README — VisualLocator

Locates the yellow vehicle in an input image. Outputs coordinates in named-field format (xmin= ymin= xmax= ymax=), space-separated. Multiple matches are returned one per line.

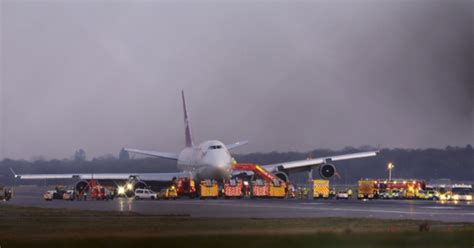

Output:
xmin=358 ymin=179 xmax=376 ymax=199
xmin=159 ymin=186 xmax=178 ymax=200
xmin=313 ymin=180 xmax=329 ymax=199
xmin=403 ymin=183 xmax=416 ymax=199
xmin=438 ymin=187 xmax=451 ymax=201
xmin=268 ymin=180 xmax=286 ymax=198
xmin=200 ymin=180 xmax=219 ymax=199
xmin=425 ymin=190 xmax=440 ymax=200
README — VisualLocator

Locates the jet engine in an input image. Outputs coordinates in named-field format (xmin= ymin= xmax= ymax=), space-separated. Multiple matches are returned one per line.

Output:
xmin=319 ymin=164 xmax=336 ymax=179
xmin=75 ymin=180 xmax=89 ymax=193
xmin=274 ymin=171 xmax=289 ymax=182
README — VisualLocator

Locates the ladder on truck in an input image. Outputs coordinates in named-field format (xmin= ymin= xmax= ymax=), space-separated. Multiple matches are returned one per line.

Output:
xmin=232 ymin=163 xmax=287 ymax=198
xmin=232 ymin=163 xmax=283 ymax=184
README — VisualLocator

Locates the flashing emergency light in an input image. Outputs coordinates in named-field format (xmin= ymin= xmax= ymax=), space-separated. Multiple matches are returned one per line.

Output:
xmin=117 ymin=186 xmax=125 ymax=195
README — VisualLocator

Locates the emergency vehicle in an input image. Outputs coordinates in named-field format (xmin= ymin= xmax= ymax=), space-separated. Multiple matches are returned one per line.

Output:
xmin=451 ymin=184 xmax=472 ymax=201
xmin=223 ymin=179 xmax=243 ymax=198
xmin=358 ymin=179 xmax=377 ymax=199
xmin=176 ymin=177 xmax=196 ymax=198
xmin=199 ymin=180 xmax=219 ymax=199
xmin=232 ymin=163 xmax=287 ymax=198
xmin=158 ymin=186 xmax=178 ymax=200
xmin=313 ymin=180 xmax=329 ymax=199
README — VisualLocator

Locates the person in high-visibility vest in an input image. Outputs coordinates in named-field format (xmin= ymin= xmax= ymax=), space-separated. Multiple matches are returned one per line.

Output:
xmin=347 ymin=188 xmax=353 ymax=198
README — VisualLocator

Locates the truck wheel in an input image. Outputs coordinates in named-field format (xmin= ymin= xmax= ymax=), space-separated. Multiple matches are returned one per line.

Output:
xmin=150 ymin=196 xmax=155 ymax=200
xmin=134 ymin=196 xmax=139 ymax=200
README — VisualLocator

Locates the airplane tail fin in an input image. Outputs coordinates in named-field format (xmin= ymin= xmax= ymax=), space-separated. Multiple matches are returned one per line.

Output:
xmin=182 ymin=90 xmax=194 ymax=147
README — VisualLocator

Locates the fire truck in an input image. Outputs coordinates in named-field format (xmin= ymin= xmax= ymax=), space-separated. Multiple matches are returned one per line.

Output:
xmin=358 ymin=179 xmax=377 ymax=199
xmin=232 ymin=163 xmax=287 ymax=198
xmin=223 ymin=179 xmax=243 ymax=198
xmin=199 ymin=180 xmax=219 ymax=199
xmin=377 ymin=179 xmax=425 ymax=199
xmin=251 ymin=179 xmax=268 ymax=198
xmin=76 ymin=179 xmax=109 ymax=200
xmin=175 ymin=177 xmax=196 ymax=198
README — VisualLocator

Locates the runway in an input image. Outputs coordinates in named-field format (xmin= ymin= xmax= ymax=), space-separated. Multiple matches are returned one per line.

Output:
xmin=5 ymin=186 xmax=474 ymax=223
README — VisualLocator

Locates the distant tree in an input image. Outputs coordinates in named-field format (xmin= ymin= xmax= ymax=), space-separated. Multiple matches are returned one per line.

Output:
xmin=94 ymin=154 xmax=116 ymax=161
xmin=74 ymin=149 xmax=86 ymax=161
xmin=358 ymin=145 xmax=376 ymax=151
xmin=31 ymin=155 xmax=45 ymax=161
xmin=466 ymin=144 xmax=472 ymax=151
xmin=119 ymin=148 xmax=130 ymax=160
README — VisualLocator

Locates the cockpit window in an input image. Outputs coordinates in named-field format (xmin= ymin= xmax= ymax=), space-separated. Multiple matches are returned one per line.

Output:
xmin=208 ymin=145 xmax=223 ymax=150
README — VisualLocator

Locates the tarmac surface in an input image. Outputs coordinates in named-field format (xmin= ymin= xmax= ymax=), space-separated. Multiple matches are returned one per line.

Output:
xmin=5 ymin=186 xmax=474 ymax=222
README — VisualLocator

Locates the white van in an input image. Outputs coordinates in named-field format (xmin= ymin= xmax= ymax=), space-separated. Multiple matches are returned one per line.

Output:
xmin=134 ymin=188 xmax=158 ymax=200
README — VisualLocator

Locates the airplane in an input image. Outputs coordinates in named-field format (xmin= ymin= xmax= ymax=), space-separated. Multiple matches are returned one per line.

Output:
xmin=12 ymin=91 xmax=378 ymax=192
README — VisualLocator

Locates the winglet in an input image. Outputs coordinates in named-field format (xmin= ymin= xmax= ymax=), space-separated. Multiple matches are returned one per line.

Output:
xmin=226 ymin=140 xmax=249 ymax=150
xmin=10 ymin=168 xmax=19 ymax=178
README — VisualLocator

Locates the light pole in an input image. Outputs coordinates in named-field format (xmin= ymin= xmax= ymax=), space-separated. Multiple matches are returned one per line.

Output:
xmin=387 ymin=162 xmax=395 ymax=181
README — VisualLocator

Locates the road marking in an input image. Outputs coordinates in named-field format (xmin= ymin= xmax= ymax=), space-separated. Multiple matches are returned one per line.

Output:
xmin=422 ymin=206 xmax=460 ymax=210
xmin=165 ymin=201 xmax=474 ymax=217
xmin=300 ymin=202 xmax=326 ymax=205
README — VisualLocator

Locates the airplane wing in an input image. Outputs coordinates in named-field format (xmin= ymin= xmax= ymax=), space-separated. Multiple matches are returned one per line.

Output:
xmin=10 ymin=169 xmax=191 ymax=181
xmin=124 ymin=148 xmax=179 ymax=160
xmin=261 ymin=151 xmax=379 ymax=172
xmin=226 ymin=140 xmax=249 ymax=150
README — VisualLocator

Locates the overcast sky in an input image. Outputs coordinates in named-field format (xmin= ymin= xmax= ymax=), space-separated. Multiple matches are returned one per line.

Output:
xmin=1 ymin=0 xmax=473 ymax=160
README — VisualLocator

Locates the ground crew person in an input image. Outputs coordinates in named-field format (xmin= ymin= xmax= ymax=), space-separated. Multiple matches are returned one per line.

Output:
xmin=287 ymin=184 xmax=296 ymax=199
xmin=303 ymin=187 xmax=309 ymax=199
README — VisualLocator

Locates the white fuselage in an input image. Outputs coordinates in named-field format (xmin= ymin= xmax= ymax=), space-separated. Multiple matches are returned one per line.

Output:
xmin=177 ymin=140 xmax=233 ymax=180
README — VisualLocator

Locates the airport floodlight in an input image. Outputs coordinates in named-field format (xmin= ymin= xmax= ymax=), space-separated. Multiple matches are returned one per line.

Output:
xmin=387 ymin=162 xmax=395 ymax=181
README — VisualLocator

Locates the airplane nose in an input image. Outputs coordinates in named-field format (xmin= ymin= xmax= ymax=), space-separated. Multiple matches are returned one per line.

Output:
xmin=214 ymin=163 xmax=232 ymax=179
xmin=215 ymin=162 xmax=231 ymax=169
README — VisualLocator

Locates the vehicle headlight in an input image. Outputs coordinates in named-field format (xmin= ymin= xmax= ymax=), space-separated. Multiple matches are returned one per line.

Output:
xmin=117 ymin=186 xmax=125 ymax=195
xmin=453 ymin=195 xmax=459 ymax=200
xmin=126 ymin=183 xmax=133 ymax=191
xmin=467 ymin=195 xmax=472 ymax=200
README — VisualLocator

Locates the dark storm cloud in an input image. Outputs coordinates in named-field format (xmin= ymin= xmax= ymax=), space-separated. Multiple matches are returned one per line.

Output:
xmin=1 ymin=0 xmax=472 ymax=159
